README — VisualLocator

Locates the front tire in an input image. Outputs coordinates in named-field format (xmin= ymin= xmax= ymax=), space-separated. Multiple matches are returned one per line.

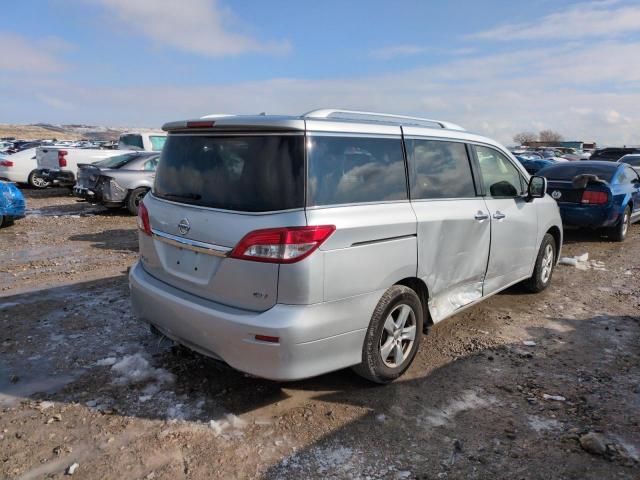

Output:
xmin=28 ymin=170 xmax=50 ymax=189
xmin=523 ymin=233 xmax=556 ymax=293
xmin=609 ymin=206 xmax=630 ymax=242
xmin=353 ymin=285 xmax=423 ymax=384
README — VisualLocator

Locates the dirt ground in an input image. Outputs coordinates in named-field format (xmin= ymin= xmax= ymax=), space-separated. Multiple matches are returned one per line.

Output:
xmin=1 ymin=188 xmax=638 ymax=479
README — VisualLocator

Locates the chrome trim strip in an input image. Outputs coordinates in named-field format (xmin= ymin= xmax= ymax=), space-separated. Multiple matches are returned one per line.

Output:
xmin=151 ymin=229 xmax=232 ymax=257
xmin=351 ymin=234 xmax=416 ymax=247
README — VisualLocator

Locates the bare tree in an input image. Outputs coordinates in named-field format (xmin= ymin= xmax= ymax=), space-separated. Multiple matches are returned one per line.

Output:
xmin=538 ymin=130 xmax=564 ymax=143
xmin=513 ymin=131 xmax=538 ymax=145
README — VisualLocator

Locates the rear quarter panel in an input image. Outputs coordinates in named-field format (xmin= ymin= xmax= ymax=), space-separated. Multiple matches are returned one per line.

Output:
xmin=300 ymin=203 xmax=417 ymax=303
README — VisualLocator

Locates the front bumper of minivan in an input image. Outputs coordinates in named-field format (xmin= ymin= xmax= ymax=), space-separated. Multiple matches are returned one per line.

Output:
xmin=129 ymin=261 xmax=373 ymax=381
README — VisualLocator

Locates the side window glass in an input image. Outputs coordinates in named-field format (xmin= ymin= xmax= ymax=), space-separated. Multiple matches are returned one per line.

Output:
xmin=476 ymin=145 xmax=525 ymax=198
xmin=406 ymin=139 xmax=476 ymax=199
xmin=144 ymin=158 xmax=158 ymax=171
xmin=307 ymin=136 xmax=407 ymax=206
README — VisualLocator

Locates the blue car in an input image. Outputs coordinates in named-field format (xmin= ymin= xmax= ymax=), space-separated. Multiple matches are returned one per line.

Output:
xmin=515 ymin=156 xmax=556 ymax=175
xmin=537 ymin=161 xmax=640 ymax=241
xmin=0 ymin=181 xmax=26 ymax=228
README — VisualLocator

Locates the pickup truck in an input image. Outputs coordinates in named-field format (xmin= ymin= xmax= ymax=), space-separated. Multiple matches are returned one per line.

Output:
xmin=36 ymin=132 xmax=166 ymax=187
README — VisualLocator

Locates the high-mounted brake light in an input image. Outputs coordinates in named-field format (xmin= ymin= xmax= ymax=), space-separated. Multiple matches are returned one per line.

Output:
xmin=58 ymin=150 xmax=68 ymax=167
xmin=186 ymin=121 xmax=215 ymax=128
xmin=0 ymin=160 xmax=14 ymax=167
xmin=581 ymin=190 xmax=608 ymax=205
xmin=230 ymin=225 xmax=336 ymax=264
xmin=137 ymin=201 xmax=152 ymax=236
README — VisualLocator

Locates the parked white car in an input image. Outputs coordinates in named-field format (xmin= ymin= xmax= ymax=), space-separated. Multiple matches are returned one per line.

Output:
xmin=0 ymin=148 xmax=51 ymax=188
xmin=36 ymin=132 xmax=166 ymax=187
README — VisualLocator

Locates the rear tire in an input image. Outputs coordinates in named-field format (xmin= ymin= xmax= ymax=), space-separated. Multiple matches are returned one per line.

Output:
xmin=609 ymin=206 xmax=630 ymax=242
xmin=127 ymin=188 xmax=148 ymax=216
xmin=523 ymin=233 xmax=556 ymax=293
xmin=352 ymin=285 xmax=423 ymax=384
xmin=28 ymin=171 xmax=50 ymax=189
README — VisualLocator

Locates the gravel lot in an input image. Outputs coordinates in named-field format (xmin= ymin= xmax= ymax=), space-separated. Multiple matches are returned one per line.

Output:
xmin=1 ymin=188 xmax=639 ymax=479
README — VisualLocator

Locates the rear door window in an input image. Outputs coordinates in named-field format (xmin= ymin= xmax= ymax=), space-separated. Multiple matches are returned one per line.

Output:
xmin=155 ymin=134 xmax=304 ymax=212
xmin=307 ymin=135 xmax=407 ymax=206
xmin=406 ymin=139 xmax=476 ymax=199
xmin=475 ymin=145 xmax=525 ymax=197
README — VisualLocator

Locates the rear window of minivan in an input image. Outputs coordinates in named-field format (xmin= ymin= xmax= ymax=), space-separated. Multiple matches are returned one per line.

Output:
xmin=154 ymin=134 xmax=304 ymax=212
xmin=307 ymin=135 xmax=407 ymax=206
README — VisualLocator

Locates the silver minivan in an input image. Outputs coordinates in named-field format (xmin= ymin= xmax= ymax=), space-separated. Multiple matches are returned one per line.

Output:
xmin=129 ymin=110 xmax=563 ymax=383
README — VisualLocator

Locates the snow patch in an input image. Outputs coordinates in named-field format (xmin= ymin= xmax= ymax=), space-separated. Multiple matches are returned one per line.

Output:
xmin=96 ymin=357 xmax=117 ymax=367
xmin=527 ymin=415 xmax=562 ymax=433
xmin=208 ymin=413 xmax=247 ymax=437
xmin=110 ymin=353 xmax=175 ymax=386
xmin=559 ymin=253 xmax=606 ymax=271
xmin=419 ymin=389 xmax=497 ymax=428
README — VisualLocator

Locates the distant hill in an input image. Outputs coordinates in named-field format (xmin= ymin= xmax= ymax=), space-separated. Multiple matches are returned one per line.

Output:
xmin=0 ymin=123 xmax=158 ymax=141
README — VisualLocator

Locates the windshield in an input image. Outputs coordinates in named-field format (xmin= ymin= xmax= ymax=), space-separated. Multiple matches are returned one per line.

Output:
xmin=95 ymin=153 xmax=141 ymax=169
xmin=154 ymin=134 xmax=304 ymax=212
xmin=537 ymin=163 xmax=616 ymax=182
xmin=621 ymin=156 xmax=640 ymax=167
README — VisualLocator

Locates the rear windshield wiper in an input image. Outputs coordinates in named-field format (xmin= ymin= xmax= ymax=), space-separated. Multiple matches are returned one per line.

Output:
xmin=162 ymin=192 xmax=202 ymax=201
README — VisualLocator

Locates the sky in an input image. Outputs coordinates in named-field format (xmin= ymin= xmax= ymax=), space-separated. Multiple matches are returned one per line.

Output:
xmin=1 ymin=0 xmax=640 ymax=145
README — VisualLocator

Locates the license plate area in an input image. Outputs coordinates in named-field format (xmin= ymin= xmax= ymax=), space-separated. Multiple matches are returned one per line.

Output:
xmin=156 ymin=242 xmax=221 ymax=285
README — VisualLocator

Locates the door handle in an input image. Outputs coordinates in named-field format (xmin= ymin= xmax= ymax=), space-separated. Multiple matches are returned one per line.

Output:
xmin=474 ymin=211 xmax=489 ymax=221
xmin=493 ymin=211 xmax=506 ymax=220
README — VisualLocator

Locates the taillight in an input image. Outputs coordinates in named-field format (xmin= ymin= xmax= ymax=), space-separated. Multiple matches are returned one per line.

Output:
xmin=0 ymin=160 xmax=13 ymax=167
xmin=137 ymin=201 xmax=152 ymax=236
xmin=230 ymin=225 xmax=335 ymax=263
xmin=58 ymin=150 xmax=68 ymax=167
xmin=581 ymin=190 xmax=608 ymax=205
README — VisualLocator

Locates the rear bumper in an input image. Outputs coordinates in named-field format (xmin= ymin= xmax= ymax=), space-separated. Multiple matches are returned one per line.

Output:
xmin=558 ymin=203 xmax=619 ymax=227
xmin=129 ymin=261 xmax=374 ymax=381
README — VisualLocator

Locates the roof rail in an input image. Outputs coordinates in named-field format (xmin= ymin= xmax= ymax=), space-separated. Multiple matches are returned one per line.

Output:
xmin=303 ymin=109 xmax=465 ymax=131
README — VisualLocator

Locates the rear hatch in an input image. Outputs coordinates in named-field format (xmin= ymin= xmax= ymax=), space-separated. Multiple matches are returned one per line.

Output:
xmin=140 ymin=130 xmax=306 ymax=311
xmin=37 ymin=146 xmax=62 ymax=170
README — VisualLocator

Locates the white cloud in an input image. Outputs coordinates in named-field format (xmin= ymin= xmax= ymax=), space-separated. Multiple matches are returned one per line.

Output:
xmin=3 ymin=10 xmax=640 ymax=147
xmin=93 ymin=0 xmax=290 ymax=57
xmin=469 ymin=0 xmax=640 ymax=41
xmin=0 ymin=33 xmax=69 ymax=73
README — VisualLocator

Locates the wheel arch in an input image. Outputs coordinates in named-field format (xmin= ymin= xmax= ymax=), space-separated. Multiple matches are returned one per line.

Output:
xmin=546 ymin=225 xmax=562 ymax=261
xmin=394 ymin=277 xmax=433 ymax=330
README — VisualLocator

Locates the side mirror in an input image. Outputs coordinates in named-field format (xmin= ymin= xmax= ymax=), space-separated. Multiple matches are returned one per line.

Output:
xmin=528 ymin=175 xmax=547 ymax=200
